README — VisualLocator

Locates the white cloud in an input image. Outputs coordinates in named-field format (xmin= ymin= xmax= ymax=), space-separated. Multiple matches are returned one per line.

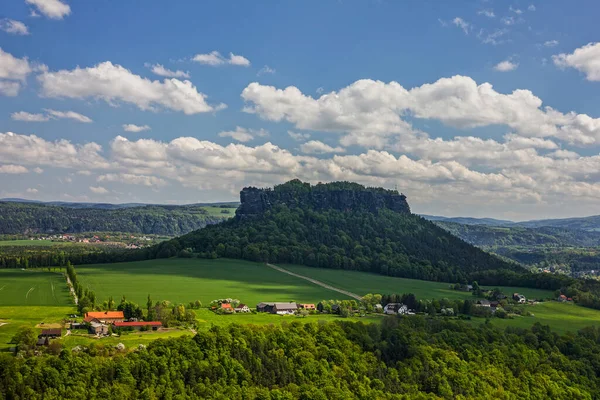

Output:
xmin=509 ymin=6 xmax=523 ymax=14
xmin=192 ymin=51 xmax=251 ymax=67
xmin=544 ymin=40 xmax=559 ymax=47
xmin=89 ymin=186 xmax=109 ymax=194
xmin=502 ymin=16 xmax=516 ymax=25
xmin=0 ymin=164 xmax=28 ymax=174
xmin=528 ymin=5 xmax=536 ymax=11
xmin=0 ymin=48 xmax=32 ymax=81
xmin=452 ymin=17 xmax=470 ymax=34
xmin=553 ymin=42 xmax=600 ymax=81
xmin=0 ymin=19 xmax=29 ymax=35
xmin=494 ymin=60 xmax=519 ymax=72
xmin=44 ymin=109 xmax=92 ymax=123
xmin=477 ymin=9 xmax=495 ymax=18
xmin=146 ymin=63 xmax=190 ymax=79
xmin=300 ymin=140 xmax=346 ymax=154
xmin=477 ymin=28 xmax=509 ymax=45
xmin=11 ymin=109 xmax=92 ymax=123
xmin=33 ymin=167 xmax=44 ymax=173
xmin=38 ymin=61 xmax=225 ymax=114
xmin=0 ymin=81 xmax=21 ymax=96
xmin=316 ymin=87 xmax=324 ymax=94
xmin=97 ymin=173 xmax=167 ymax=187
xmin=11 ymin=111 xmax=50 ymax=122
xmin=123 ymin=124 xmax=151 ymax=132
xmin=288 ymin=131 xmax=311 ymax=141
xmin=25 ymin=0 xmax=71 ymax=19
xmin=242 ymin=75 xmax=600 ymax=146
xmin=218 ymin=126 xmax=268 ymax=142
xmin=26 ymin=188 xmax=38 ymax=194
xmin=257 ymin=65 xmax=275 ymax=76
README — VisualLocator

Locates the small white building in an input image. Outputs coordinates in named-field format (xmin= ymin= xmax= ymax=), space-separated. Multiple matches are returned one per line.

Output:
xmin=234 ymin=304 xmax=250 ymax=313
xmin=273 ymin=302 xmax=298 ymax=315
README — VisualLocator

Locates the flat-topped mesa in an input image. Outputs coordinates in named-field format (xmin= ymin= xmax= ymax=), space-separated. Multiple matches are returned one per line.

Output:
xmin=236 ymin=180 xmax=411 ymax=217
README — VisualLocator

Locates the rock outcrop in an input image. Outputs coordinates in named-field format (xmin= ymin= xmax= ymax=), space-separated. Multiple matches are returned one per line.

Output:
xmin=236 ymin=180 xmax=410 ymax=217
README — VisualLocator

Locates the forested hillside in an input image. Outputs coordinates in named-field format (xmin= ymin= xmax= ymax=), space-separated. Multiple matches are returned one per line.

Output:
xmin=436 ymin=221 xmax=600 ymax=247
xmin=0 ymin=202 xmax=230 ymax=236
xmin=153 ymin=180 xmax=525 ymax=285
xmin=3 ymin=318 xmax=600 ymax=398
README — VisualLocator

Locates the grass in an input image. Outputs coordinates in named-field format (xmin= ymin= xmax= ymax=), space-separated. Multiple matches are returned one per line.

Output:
xmin=0 ymin=269 xmax=72 ymax=306
xmin=0 ymin=240 xmax=59 ymax=247
xmin=470 ymin=301 xmax=600 ymax=335
xmin=199 ymin=205 xmax=236 ymax=218
xmin=0 ymin=306 xmax=73 ymax=352
xmin=76 ymin=258 xmax=351 ymax=306
xmin=280 ymin=264 xmax=554 ymax=300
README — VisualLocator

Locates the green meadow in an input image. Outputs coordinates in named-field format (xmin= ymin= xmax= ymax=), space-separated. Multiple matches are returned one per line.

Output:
xmin=0 ymin=269 xmax=71 ymax=306
xmin=75 ymin=258 xmax=350 ymax=306
xmin=280 ymin=264 xmax=554 ymax=300
xmin=0 ymin=240 xmax=58 ymax=247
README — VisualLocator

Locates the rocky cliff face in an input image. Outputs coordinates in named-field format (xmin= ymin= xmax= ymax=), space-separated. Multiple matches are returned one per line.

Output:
xmin=236 ymin=182 xmax=411 ymax=217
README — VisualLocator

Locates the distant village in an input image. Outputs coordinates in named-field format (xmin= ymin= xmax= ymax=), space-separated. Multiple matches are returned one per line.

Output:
xmin=25 ymin=233 xmax=158 ymax=249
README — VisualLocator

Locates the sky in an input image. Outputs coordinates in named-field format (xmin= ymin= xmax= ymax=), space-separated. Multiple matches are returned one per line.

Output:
xmin=1 ymin=0 xmax=600 ymax=220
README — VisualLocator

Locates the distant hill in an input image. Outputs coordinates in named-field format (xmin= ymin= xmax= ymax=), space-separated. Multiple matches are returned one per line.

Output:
xmin=435 ymin=221 xmax=600 ymax=247
xmin=0 ymin=198 xmax=239 ymax=210
xmin=420 ymin=215 xmax=514 ymax=226
xmin=0 ymin=201 xmax=234 ymax=236
xmin=152 ymin=180 xmax=523 ymax=284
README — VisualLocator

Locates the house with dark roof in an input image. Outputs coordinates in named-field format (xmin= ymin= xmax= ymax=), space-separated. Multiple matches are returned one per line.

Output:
xmin=477 ymin=299 xmax=491 ymax=307
xmin=39 ymin=328 xmax=61 ymax=338
xmin=256 ymin=302 xmax=298 ymax=314
xmin=89 ymin=321 xmax=108 ymax=335
xmin=234 ymin=304 xmax=250 ymax=313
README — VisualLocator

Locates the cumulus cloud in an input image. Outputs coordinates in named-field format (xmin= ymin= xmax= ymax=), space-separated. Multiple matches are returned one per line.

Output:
xmin=218 ymin=126 xmax=268 ymax=142
xmin=97 ymin=173 xmax=167 ymax=187
xmin=26 ymin=188 xmax=38 ymax=194
xmin=242 ymin=75 xmax=600 ymax=146
xmin=553 ymin=42 xmax=600 ymax=81
xmin=38 ymin=61 xmax=226 ymax=114
xmin=25 ymin=0 xmax=70 ymax=19
xmin=0 ymin=81 xmax=21 ymax=96
xmin=452 ymin=17 xmax=470 ymax=34
xmin=11 ymin=109 xmax=92 ymax=123
xmin=123 ymin=124 xmax=151 ymax=132
xmin=0 ymin=164 xmax=28 ymax=174
xmin=146 ymin=63 xmax=190 ymax=79
xmin=192 ymin=51 xmax=251 ymax=67
xmin=257 ymin=65 xmax=275 ymax=76
xmin=300 ymin=140 xmax=346 ymax=154
xmin=89 ymin=186 xmax=109 ymax=194
xmin=288 ymin=131 xmax=311 ymax=141
xmin=494 ymin=60 xmax=519 ymax=72
xmin=0 ymin=19 xmax=29 ymax=35
xmin=0 ymin=48 xmax=32 ymax=91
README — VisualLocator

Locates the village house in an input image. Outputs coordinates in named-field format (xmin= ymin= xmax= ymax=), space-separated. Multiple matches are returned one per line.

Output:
xmin=234 ymin=304 xmax=250 ymax=313
xmin=558 ymin=294 xmax=567 ymax=302
xmin=220 ymin=303 xmax=234 ymax=312
xmin=89 ymin=321 xmax=108 ymax=335
xmin=383 ymin=303 xmax=408 ymax=315
xmin=477 ymin=299 xmax=491 ymax=307
xmin=256 ymin=302 xmax=298 ymax=314
xmin=84 ymin=311 xmax=125 ymax=324
xmin=39 ymin=328 xmax=62 ymax=339
xmin=513 ymin=293 xmax=526 ymax=304
xmin=299 ymin=304 xmax=316 ymax=311
xmin=113 ymin=321 xmax=162 ymax=331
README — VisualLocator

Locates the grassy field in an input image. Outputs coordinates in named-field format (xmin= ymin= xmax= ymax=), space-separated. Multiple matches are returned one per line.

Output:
xmin=0 ymin=269 xmax=71 ymax=306
xmin=0 ymin=306 xmax=73 ymax=351
xmin=76 ymin=258 xmax=351 ymax=306
xmin=473 ymin=301 xmax=600 ymax=335
xmin=0 ymin=240 xmax=58 ymax=247
xmin=280 ymin=264 xmax=554 ymax=300
xmin=199 ymin=205 xmax=237 ymax=218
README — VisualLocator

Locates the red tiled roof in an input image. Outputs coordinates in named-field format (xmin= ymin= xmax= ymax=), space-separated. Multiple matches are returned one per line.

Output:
xmin=113 ymin=321 xmax=162 ymax=327
xmin=84 ymin=311 xmax=124 ymax=322
xmin=221 ymin=303 xmax=233 ymax=309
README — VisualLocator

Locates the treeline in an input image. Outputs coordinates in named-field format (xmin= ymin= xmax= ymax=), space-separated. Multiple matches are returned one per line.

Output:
xmin=3 ymin=318 xmax=600 ymax=398
xmin=0 ymin=202 xmax=228 ymax=235
xmin=152 ymin=205 xmax=528 ymax=283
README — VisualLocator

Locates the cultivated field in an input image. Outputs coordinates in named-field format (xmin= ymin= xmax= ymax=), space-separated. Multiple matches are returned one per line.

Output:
xmin=280 ymin=264 xmax=555 ymax=300
xmin=0 ymin=269 xmax=71 ymax=306
xmin=0 ymin=240 xmax=58 ymax=247
xmin=76 ymin=258 xmax=350 ymax=306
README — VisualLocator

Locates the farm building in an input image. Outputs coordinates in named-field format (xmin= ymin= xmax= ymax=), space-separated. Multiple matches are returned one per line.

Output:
xmin=299 ymin=304 xmax=316 ymax=310
xmin=256 ymin=302 xmax=298 ymax=314
xmin=477 ymin=300 xmax=491 ymax=307
xmin=84 ymin=311 xmax=125 ymax=324
xmin=39 ymin=328 xmax=61 ymax=338
xmin=220 ymin=303 xmax=234 ymax=312
xmin=89 ymin=321 xmax=108 ymax=335
xmin=234 ymin=304 xmax=250 ymax=313
xmin=383 ymin=303 xmax=408 ymax=315
xmin=113 ymin=321 xmax=162 ymax=331
xmin=513 ymin=293 xmax=526 ymax=304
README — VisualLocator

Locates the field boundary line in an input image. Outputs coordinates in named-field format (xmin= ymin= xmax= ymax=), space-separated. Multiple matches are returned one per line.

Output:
xmin=26 ymin=287 xmax=35 ymax=299
xmin=0 ymin=285 xmax=5 ymax=291
xmin=266 ymin=263 xmax=362 ymax=300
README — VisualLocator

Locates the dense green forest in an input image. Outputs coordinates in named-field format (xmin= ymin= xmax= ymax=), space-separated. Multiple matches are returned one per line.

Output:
xmin=3 ymin=318 xmax=600 ymax=399
xmin=0 ymin=202 xmax=229 ymax=236
xmin=154 ymin=205 xmax=521 ymax=284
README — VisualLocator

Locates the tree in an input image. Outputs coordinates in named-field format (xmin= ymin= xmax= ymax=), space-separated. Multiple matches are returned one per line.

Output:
xmin=11 ymin=327 xmax=37 ymax=352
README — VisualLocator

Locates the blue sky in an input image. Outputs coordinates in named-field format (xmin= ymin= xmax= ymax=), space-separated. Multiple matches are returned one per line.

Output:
xmin=1 ymin=0 xmax=600 ymax=219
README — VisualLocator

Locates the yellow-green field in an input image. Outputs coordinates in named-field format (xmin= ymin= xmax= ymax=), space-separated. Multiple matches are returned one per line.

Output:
xmin=0 ymin=269 xmax=72 ymax=306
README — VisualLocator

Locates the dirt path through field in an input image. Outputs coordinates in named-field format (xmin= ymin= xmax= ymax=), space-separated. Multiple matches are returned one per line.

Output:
xmin=266 ymin=263 xmax=362 ymax=300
